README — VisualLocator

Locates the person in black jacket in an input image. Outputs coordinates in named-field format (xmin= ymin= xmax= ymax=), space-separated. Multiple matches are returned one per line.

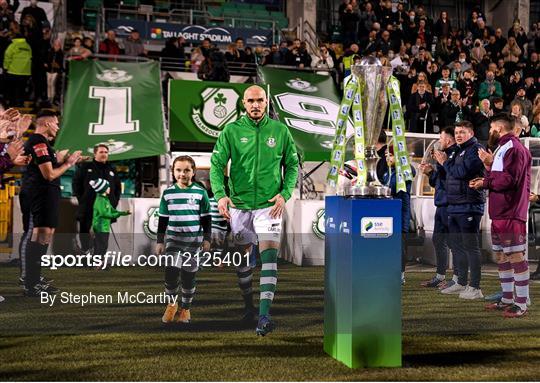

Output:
xmin=463 ymin=98 xmax=492 ymax=145
xmin=420 ymin=126 xmax=458 ymax=288
xmin=437 ymin=121 xmax=486 ymax=299
xmin=21 ymin=0 xmax=47 ymax=28
xmin=341 ymin=3 xmax=359 ymax=48
xmin=285 ymin=39 xmax=311 ymax=68
xmin=21 ymin=110 xmax=82 ymax=296
xmin=437 ymin=89 xmax=462 ymax=128
xmin=45 ymin=38 xmax=64 ymax=105
xmin=160 ymin=37 xmax=184 ymax=60
xmin=371 ymin=30 xmax=397 ymax=56
xmin=198 ymin=49 xmax=230 ymax=82
xmin=375 ymin=130 xmax=388 ymax=183
xmin=72 ymin=144 xmax=121 ymax=253
xmin=407 ymin=81 xmax=434 ymax=133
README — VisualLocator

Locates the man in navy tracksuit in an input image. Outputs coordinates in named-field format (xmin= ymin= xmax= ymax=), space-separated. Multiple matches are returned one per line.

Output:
xmin=420 ymin=126 xmax=458 ymax=288
xmin=436 ymin=121 xmax=486 ymax=299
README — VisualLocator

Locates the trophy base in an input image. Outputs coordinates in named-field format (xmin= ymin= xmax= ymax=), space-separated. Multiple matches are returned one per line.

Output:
xmin=344 ymin=185 xmax=392 ymax=198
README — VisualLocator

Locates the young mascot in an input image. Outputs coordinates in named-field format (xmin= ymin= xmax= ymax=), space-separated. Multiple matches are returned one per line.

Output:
xmin=89 ymin=178 xmax=131 ymax=268
xmin=157 ymin=156 xmax=211 ymax=324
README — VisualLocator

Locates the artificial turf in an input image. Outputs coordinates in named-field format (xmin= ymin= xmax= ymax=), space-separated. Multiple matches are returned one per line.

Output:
xmin=0 ymin=263 xmax=539 ymax=381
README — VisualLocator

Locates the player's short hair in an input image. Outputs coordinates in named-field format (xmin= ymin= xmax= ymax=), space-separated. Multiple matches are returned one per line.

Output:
xmin=35 ymin=109 xmax=58 ymax=127
xmin=455 ymin=120 xmax=474 ymax=131
xmin=36 ymin=109 xmax=58 ymax=120
xmin=93 ymin=144 xmax=109 ymax=154
xmin=441 ymin=126 xmax=455 ymax=137
xmin=490 ymin=113 xmax=514 ymax=132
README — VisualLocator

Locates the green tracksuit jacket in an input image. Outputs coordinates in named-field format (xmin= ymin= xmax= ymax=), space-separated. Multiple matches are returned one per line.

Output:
xmin=210 ymin=114 xmax=299 ymax=210
xmin=92 ymin=194 xmax=129 ymax=233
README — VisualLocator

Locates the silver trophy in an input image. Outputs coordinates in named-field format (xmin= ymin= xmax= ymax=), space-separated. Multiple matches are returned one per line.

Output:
xmin=346 ymin=56 xmax=392 ymax=197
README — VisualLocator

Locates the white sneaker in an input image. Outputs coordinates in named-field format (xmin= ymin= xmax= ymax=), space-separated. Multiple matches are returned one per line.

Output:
xmin=459 ymin=286 xmax=484 ymax=300
xmin=0 ymin=295 xmax=4 ymax=303
xmin=441 ymin=283 xmax=466 ymax=294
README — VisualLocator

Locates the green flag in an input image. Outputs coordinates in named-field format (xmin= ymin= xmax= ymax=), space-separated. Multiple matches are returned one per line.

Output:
xmin=258 ymin=67 xmax=352 ymax=161
xmin=55 ymin=60 xmax=166 ymax=160
xmin=169 ymin=80 xmax=251 ymax=143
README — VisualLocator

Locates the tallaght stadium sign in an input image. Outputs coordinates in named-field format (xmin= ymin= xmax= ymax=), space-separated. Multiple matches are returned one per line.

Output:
xmin=152 ymin=25 xmax=233 ymax=43
xmin=108 ymin=19 xmax=272 ymax=46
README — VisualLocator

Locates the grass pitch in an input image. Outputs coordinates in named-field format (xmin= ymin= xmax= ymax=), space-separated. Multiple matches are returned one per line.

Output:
xmin=0 ymin=263 xmax=539 ymax=381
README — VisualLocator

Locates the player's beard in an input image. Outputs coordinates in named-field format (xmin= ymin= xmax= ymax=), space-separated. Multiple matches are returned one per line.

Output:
xmin=248 ymin=109 xmax=263 ymax=122
xmin=487 ymin=130 xmax=500 ymax=150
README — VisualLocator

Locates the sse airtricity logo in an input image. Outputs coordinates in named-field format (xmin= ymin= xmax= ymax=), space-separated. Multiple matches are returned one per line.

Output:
xmin=361 ymin=217 xmax=393 ymax=238
xmin=364 ymin=221 xmax=374 ymax=232
xmin=191 ymin=88 xmax=244 ymax=137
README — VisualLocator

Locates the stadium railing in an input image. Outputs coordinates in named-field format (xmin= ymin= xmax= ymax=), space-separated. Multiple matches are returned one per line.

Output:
xmin=258 ymin=64 xmax=336 ymax=75
xmin=160 ymin=56 xmax=258 ymax=77
xmin=59 ymin=53 xmax=257 ymax=111
xmin=257 ymin=64 xmax=338 ymax=88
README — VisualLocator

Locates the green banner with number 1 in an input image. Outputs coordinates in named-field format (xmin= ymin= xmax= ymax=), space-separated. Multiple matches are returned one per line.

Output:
xmin=55 ymin=60 xmax=166 ymax=160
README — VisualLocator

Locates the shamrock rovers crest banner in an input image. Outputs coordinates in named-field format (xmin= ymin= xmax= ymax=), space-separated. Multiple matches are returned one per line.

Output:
xmin=170 ymin=73 xmax=355 ymax=162
xmin=169 ymin=80 xmax=251 ymax=143
xmin=55 ymin=60 xmax=166 ymax=160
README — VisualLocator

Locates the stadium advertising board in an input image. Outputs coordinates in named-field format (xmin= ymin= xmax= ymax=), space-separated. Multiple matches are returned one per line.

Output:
xmin=107 ymin=19 xmax=273 ymax=47
xmin=55 ymin=61 xmax=166 ymax=160
xmin=258 ymin=67 xmax=354 ymax=161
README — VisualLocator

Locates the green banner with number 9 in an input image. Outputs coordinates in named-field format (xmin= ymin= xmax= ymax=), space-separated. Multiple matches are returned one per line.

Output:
xmin=258 ymin=67 xmax=352 ymax=162
xmin=55 ymin=60 xmax=166 ymax=160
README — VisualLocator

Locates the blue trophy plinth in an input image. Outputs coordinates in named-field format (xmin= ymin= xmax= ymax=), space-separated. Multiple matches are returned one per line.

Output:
xmin=324 ymin=196 xmax=402 ymax=368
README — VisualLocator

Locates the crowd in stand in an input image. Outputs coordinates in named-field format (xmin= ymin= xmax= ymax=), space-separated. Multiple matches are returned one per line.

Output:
xmin=3 ymin=0 xmax=539 ymax=122
xmin=326 ymin=1 xmax=540 ymax=137
xmin=0 ymin=0 xmax=65 ymax=108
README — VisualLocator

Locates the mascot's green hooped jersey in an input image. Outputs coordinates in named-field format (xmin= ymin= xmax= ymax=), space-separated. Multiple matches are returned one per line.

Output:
xmin=158 ymin=183 xmax=211 ymax=251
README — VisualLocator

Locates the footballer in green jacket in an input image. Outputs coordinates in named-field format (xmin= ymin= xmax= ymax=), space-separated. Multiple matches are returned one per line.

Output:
xmin=210 ymin=85 xmax=299 ymax=336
